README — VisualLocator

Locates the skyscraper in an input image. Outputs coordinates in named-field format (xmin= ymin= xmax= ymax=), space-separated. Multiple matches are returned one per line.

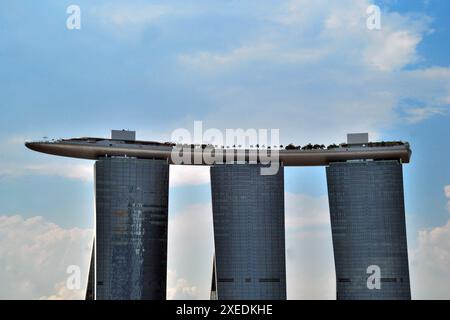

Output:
xmin=326 ymin=160 xmax=411 ymax=300
xmin=95 ymin=157 xmax=169 ymax=300
xmin=210 ymin=164 xmax=287 ymax=300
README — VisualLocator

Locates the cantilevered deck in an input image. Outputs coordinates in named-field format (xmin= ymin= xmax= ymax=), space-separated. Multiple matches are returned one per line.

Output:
xmin=25 ymin=137 xmax=411 ymax=166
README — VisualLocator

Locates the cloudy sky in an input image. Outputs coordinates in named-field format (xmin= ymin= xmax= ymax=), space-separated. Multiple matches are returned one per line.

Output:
xmin=0 ymin=0 xmax=449 ymax=299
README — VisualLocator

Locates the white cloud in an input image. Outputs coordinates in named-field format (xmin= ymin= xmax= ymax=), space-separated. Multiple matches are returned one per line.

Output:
xmin=167 ymin=270 xmax=198 ymax=300
xmin=179 ymin=44 xmax=328 ymax=73
xmin=410 ymin=220 xmax=450 ymax=299
xmin=176 ymin=0 xmax=449 ymax=143
xmin=25 ymin=164 xmax=93 ymax=182
xmin=444 ymin=185 xmax=450 ymax=198
xmin=104 ymin=5 xmax=168 ymax=27
xmin=0 ymin=163 xmax=93 ymax=182
xmin=275 ymin=0 xmax=332 ymax=27
xmin=40 ymin=280 xmax=88 ymax=300
xmin=0 ymin=215 xmax=92 ymax=300
xmin=403 ymin=107 xmax=447 ymax=124
xmin=88 ymin=3 xmax=173 ymax=41
xmin=169 ymin=165 xmax=210 ymax=187
xmin=180 ymin=0 xmax=428 ymax=73
xmin=284 ymin=192 xmax=335 ymax=299
xmin=285 ymin=229 xmax=336 ymax=299
xmin=167 ymin=203 xmax=214 ymax=300
xmin=285 ymin=193 xmax=330 ymax=228
xmin=364 ymin=31 xmax=421 ymax=71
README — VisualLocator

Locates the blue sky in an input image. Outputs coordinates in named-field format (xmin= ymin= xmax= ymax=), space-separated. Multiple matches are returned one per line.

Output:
xmin=0 ymin=0 xmax=449 ymax=299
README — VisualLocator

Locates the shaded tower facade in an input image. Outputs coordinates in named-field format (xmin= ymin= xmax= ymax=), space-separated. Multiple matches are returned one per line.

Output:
xmin=210 ymin=164 xmax=286 ymax=300
xmin=95 ymin=157 xmax=169 ymax=300
xmin=326 ymin=160 xmax=411 ymax=300
xmin=85 ymin=239 xmax=95 ymax=300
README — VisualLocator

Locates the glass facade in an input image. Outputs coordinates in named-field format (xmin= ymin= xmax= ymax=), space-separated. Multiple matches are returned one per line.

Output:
xmin=210 ymin=164 xmax=286 ymax=300
xmin=95 ymin=157 xmax=169 ymax=300
xmin=326 ymin=160 xmax=411 ymax=300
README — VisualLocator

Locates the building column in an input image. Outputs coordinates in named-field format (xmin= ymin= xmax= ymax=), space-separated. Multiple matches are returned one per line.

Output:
xmin=326 ymin=160 xmax=411 ymax=300
xmin=210 ymin=164 xmax=286 ymax=300
xmin=95 ymin=157 xmax=169 ymax=300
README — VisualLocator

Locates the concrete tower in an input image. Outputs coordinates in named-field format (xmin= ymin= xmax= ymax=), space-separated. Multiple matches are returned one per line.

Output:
xmin=210 ymin=164 xmax=286 ymax=300
xmin=327 ymin=160 xmax=411 ymax=300
xmin=94 ymin=157 xmax=169 ymax=300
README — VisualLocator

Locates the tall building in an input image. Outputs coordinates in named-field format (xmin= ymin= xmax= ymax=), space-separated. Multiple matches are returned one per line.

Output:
xmin=210 ymin=164 xmax=286 ymax=300
xmin=326 ymin=160 xmax=411 ymax=300
xmin=95 ymin=157 xmax=169 ymax=300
